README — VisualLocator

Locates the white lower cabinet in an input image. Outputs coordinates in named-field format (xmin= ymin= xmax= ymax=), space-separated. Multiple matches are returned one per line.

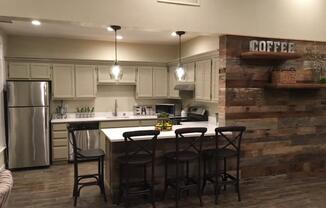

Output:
xmin=75 ymin=65 xmax=97 ymax=98
xmin=52 ymin=124 xmax=68 ymax=162
xmin=52 ymin=64 xmax=75 ymax=99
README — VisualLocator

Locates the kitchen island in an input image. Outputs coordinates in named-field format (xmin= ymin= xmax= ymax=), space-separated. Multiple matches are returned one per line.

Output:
xmin=101 ymin=121 xmax=219 ymax=199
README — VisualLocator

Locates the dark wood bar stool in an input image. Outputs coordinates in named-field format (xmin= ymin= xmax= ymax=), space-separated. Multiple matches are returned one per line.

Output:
xmin=162 ymin=127 xmax=207 ymax=208
xmin=117 ymin=130 xmax=160 ymax=208
xmin=202 ymin=126 xmax=246 ymax=204
xmin=67 ymin=122 xmax=107 ymax=206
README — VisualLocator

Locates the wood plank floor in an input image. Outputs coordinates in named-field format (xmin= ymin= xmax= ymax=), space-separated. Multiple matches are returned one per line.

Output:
xmin=8 ymin=162 xmax=326 ymax=208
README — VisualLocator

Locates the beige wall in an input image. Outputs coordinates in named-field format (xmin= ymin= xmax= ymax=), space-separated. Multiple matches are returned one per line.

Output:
xmin=7 ymin=35 xmax=177 ymax=62
xmin=182 ymin=35 xmax=219 ymax=58
xmin=52 ymin=85 xmax=181 ymax=114
xmin=0 ymin=0 xmax=326 ymax=41
xmin=0 ymin=30 xmax=6 ymax=168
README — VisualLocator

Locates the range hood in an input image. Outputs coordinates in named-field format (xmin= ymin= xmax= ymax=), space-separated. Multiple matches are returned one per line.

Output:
xmin=174 ymin=82 xmax=195 ymax=91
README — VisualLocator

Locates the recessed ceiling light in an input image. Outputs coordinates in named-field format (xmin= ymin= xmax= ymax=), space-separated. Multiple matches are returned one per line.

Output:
xmin=106 ymin=26 xmax=114 ymax=32
xmin=116 ymin=35 xmax=123 ymax=40
xmin=171 ymin=32 xmax=177 ymax=37
xmin=31 ymin=20 xmax=41 ymax=26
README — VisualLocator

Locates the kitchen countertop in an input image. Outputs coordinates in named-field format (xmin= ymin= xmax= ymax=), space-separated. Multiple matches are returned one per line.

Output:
xmin=102 ymin=121 xmax=220 ymax=142
xmin=51 ymin=112 xmax=158 ymax=124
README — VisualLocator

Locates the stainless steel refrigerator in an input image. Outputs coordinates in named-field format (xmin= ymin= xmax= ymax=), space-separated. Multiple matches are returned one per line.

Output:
xmin=7 ymin=81 xmax=50 ymax=169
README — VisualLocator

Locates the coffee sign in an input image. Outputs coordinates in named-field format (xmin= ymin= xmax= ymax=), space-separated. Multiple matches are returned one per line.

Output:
xmin=249 ymin=40 xmax=296 ymax=53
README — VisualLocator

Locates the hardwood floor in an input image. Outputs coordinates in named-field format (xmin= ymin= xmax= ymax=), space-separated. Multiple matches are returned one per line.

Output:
xmin=8 ymin=162 xmax=326 ymax=208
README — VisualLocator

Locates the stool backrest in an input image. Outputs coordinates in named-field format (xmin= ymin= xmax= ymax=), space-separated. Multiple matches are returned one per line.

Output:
xmin=175 ymin=127 xmax=207 ymax=155
xmin=215 ymin=126 xmax=246 ymax=155
xmin=67 ymin=122 xmax=99 ymax=159
xmin=122 ymin=130 xmax=160 ymax=162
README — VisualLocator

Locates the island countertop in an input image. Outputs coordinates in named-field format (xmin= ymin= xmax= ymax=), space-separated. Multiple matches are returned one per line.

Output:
xmin=101 ymin=121 xmax=219 ymax=142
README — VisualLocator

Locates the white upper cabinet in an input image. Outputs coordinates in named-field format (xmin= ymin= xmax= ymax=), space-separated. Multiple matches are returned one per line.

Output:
xmin=8 ymin=62 xmax=51 ymax=80
xmin=211 ymin=58 xmax=219 ymax=102
xmin=137 ymin=66 xmax=153 ymax=98
xmin=168 ymin=67 xmax=180 ymax=99
xmin=75 ymin=65 xmax=97 ymax=98
xmin=195 ymin=59 xmax=212 ymax=101
xmin=30 ymin=63 xmax=51 ymax=79
xmin=8 ymin=62 xmax=30 ymax=79
xmin=52 ymin=64 xmax=75 ymax=99
xmin=98 ymin=65 xmax=136 ymax=85
xmin=152 ymin=67 xmax=168 ymax=98
xmin=182 ymin=62 xmax=195 ymax=83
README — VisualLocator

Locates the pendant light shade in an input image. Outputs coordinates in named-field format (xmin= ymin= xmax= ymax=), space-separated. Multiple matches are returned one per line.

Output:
xmin=175 ymin=31 xmax=186 ymax=81
xmin=110 ymin=25 xmax=123 ymax=81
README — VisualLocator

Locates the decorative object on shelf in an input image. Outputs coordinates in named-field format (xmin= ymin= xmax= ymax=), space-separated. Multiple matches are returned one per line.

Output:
xmin=249 ymin=40 xmax=296 ymax=53
xmin=55 ymin=101 xmax=67 ymax=119
xmin=305 ymin=42 xmax=326 ymax=82
xmin=155 ymin=113 xmax=173 ymax=131
xmin=320 ymin=77 xmax=326 ymax=84
xmin=272 ymin=68 xmax=296 ymax=84
xmin=76 ymin=106 xmax=95 ymax=118
xmin=110 ymin=25 xmax=123 ymax=81
xmin=174 ymin=31 xmax=186 ymax=81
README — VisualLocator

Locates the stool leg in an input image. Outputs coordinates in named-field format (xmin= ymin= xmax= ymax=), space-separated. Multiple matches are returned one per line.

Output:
xmin=223 ymin=157 xmax=227 ymax=191
xmin=186 ymin=161 xmax=190 ymax=196
xmin=117 ymin=164 xmax=123 ymax=205
xmin=151 ymin=161 xmax=156 ymax=208
xmin=236 ymin=155 xmax=241 ymax=202
xmin=201 ymin=156 xmax=207 ymax=194
xmin=73 ymin=161 xmax=78 ymax=206
xmin=176 ymin=160 xmax=179 ymax=208
xmin=162 ymin=159 xmax=168 ymax=200
xmin=198 ymin=157 xmax=203 ymax=207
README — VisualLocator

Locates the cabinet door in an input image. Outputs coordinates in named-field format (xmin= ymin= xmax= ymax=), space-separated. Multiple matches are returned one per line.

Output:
xmin=75 ymin=65 xmax=97 ymax=98
xmin=8 ymin=62 xmax=30 ymax=79
xmin=97 ymin=65 xmax=113 ymax=84
xmin=120 ymin=66 xmax=136 ymax=84
xmin=30 ymin=63 xmax=51 ymax=79
xmin=168 ymin=67 xmax=180 ymax=98
xmin=211 ymin=58 xmax=219 ymax=102
xmin=195 ymin=59 xmax=212 ymax=101
xmin=153 ymin=67 xmax=168 ymax=98
xmin=137 ymin=67 xmax=153 ymax=98
xmin=184 ymin=62 xmax=195 ymax=83
xmin=52 ymin=64 xmax=75 ymax=99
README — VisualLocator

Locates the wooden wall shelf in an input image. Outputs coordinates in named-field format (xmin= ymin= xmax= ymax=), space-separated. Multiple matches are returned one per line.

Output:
xmin=265 ymin=83 xmax=326 ymax=89
xmin=240 ymin=52 xmax=302 ymax=60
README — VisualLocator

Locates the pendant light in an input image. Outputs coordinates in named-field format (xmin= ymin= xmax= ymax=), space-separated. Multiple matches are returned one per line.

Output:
xmin=175 ymin=31 xmax=186 ymax=81
xmin=110 ymin=25 xmax=123 ymax=80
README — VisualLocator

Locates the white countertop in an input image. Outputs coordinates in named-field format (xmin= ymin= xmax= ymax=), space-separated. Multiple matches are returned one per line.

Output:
xmin=101 ymin=121 xmax=219 ymax=142
xmin=51 ymin=112 xmax=158 ymax=124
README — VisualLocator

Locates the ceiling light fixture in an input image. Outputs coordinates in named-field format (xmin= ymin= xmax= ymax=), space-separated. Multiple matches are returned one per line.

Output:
xmin=31 ymin=20 xmax=41 ymax=26
xmin=116 ymin=35 xmax=123 ymax=40
xmin=110 ymin=25 xmax=123 ymax=81
xmin=171 ymin=32 xmax=177 ymax=37
xmin=175 ymin=31 xmax=186 ymax=81
xmin=106 ymin=26 xmax=114 ymax=32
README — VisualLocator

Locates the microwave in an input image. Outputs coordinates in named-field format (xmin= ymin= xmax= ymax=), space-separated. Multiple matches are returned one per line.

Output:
xmin=155 ymin=104 xmax=181 ymax=116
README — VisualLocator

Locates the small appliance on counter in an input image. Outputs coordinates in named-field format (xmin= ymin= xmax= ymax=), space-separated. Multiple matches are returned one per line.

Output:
xmin=170 ymin=106 xmax=208 ymax=125
xmin=134 ymin=105 xmax=154 ymax=116
xmin=155 ymin=103 xmax=181 ymax=116
xmin=54 ymin=101 xmax=68 ymax=119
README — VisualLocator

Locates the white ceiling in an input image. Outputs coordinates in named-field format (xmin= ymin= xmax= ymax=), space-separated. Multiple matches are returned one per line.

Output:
xmin=0 ymin=18 xmax=204 ymax=45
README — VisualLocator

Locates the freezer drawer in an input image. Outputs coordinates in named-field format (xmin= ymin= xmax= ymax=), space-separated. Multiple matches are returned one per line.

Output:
xmin=8 ymin=107 xmax=50 ymax=169
xmin=7 ymin=81 xmax=49 ymax=107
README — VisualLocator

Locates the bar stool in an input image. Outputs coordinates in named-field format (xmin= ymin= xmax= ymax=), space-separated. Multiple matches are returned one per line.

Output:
xmin=117 ymin=130 xmax=160 ymax=208
xmin=67 ymin=122 xmax=107 ymax=206
xmin=202 ymin=126 xmax=246 ymax=204
xmin=162 ymin=127 xmax=207 ymax=208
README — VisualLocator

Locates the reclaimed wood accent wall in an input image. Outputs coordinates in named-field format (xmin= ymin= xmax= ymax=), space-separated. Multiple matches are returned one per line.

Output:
xmin=219 ymin=35 xmax=326 ymax=177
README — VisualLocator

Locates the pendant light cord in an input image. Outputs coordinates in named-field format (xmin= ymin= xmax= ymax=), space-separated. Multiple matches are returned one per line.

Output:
xmin=179 ymin=34 xmax=181 ymax=65
xmin=114 ymin=29 xmax=118 ymax=64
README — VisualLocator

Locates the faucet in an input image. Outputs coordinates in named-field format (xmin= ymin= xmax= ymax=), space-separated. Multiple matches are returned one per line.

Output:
xmin=113 ymin=99 xmax=118 ymax=117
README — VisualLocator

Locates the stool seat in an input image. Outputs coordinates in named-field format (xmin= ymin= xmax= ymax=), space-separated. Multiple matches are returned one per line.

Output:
xmin=203 ymin=148 xmax=237 ymax=158
xmin=117 ymin=154 xmax=153 ymax=165
xmin=165 ymin=151 xmax=199 ymax=162
xmin=79 ymin=149 xmax=105 ymax=158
